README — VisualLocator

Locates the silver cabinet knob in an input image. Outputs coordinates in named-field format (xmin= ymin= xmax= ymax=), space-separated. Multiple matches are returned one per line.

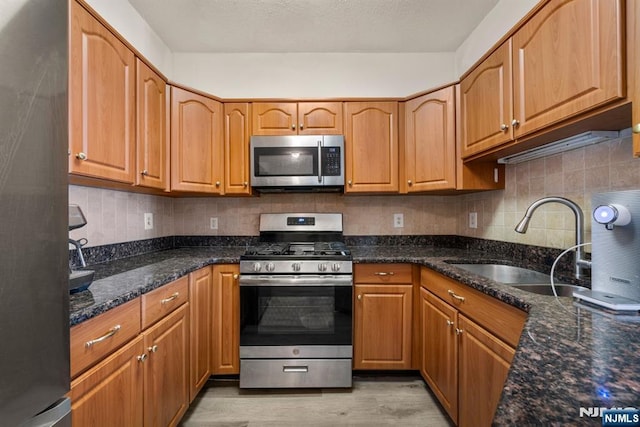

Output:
xmin=215 ymin=181 xmax=221 ymax=187
xmin=299 ymin=124 xmax=304 ymax=130
xmin=291 ymin=124 xmax=296 ymax=130
xmin=500 ymin=124 xmax=509 ymax=131
xmin=141 ymin=169 xmax=148 ymax=176
xmin=446 ymin=320 xmax=454 ymax=327
xmin=75 ymin=152 xmax=87 ymax=160
xmin=357 ymin=294 xmax=362 ymax=301
xmin=243 ymin=181 xmax=248 ymax=187
xmin=347 ymin=180 xmax=352 ymax=186
xmin=137 ymin=354 xmax=148 ymax=362
xmin=233 ymin=274 xmax=239 ymax=280
xmin=455 ymin=328 xmax=464 ymax=336
xmin=407 ymin=180 xmax=413 ymax=186
xmin=633 ymin=123 xmax=640 ymax=134
xmin=511 ymin=119 xmax=520 ymax=127
xmin=148 ymin=345 xmax=158 ymax=353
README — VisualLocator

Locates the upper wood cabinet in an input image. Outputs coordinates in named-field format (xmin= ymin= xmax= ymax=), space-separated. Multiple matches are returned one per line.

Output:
xmin=344 ymin=101 xmax=399 ymax=193
xmin=511 ymin=0 xmax=624 ymax=138
xmin=69 ymin=1 xmax=136 ymax=183
xmin=252 ymin=102 xmax=343 ymax=135
xmin=460 ymin=40 xmax=513 ymax=158
xmin=136 ymin=59 xmax=169 ymax=191
xmin=402 ymin=86 xmax=456 ymax=192
xmin=170 ymin=86 xmax=224 ymax=194
xmin=461 ymin=0 xmax=624 ymax=159
xmin=628 ymin=0 xmax=640 ymax=156
xmin=224 ymin=103 xmax=252 ymax=194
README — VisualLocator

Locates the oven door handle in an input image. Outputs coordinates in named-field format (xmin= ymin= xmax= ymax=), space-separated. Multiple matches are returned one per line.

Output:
xmin=238 ymin=275 xmax=353 ymax=287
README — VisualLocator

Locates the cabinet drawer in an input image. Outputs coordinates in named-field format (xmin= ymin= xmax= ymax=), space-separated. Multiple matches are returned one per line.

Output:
xmin=141 ymin=275 xmax=189 ymax=329
xmin=420 ymin=268 xmax=526 ymax=347
xmin=354 ymin=264 xmax=413 ymax=283
xmin=70 ymin=298 xmax=141 ymax=378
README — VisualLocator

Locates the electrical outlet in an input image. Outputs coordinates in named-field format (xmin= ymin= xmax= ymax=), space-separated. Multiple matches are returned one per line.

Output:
xmin=144 ymin=213 xmax=153 ymax=230
xmin=469 ymin=212 xmax=478 ymax=229
xmin=210 ymin=217 xmax=218 ymax=230
xmin=393 ymin=213 xmax=404 ymax=228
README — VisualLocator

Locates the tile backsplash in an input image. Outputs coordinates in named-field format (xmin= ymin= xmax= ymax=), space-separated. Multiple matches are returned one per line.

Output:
xmin=69 ymin=133 xmax=640 ymax=251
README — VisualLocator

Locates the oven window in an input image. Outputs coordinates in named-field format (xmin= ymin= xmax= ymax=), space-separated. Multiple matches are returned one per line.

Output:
xmin=254 ymin=147 xmax=318 ymax=177
xmin=240 ymin=285 xmax=352 ymax=346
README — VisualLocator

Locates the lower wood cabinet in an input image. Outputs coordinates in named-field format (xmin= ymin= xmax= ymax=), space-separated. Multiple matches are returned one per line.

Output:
xmin=69 ymin=335 xmax=145 ymax=427
xmin=212 ymin=264 xmax=240 ymax=374
xmin=143 ymin=304 xmax=190 ymax=427
xmin=419 ymin=267 xmax=526 ymax=427
xmin=189 ymin=266 xmax=213 ymax=401
xmin=353 ymin=264 xmax=413 ymax=369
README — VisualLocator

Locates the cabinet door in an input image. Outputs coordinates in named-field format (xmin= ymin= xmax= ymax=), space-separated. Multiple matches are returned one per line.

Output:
xmin=136 ymin=59 xmax=169 ymax=190
xmin=70 ymin=336 xmax=144 ymax=427
xmin=212 ymin=265 xmax=240 ymax=374
xmin=512 ymin=0 xmax=624 ymax=138
xmin=298 ymin=102 xmax=343 ymax=135
xmin=143 ymin=304 xmax=189 ymax=427
xmin=460 ymin=40 xmax=513 ymax=158
xmin=630 ymin=0 xmax=640 ymax=156
xmin=252 ymin=102 xmax=298 ymax=135
xmin=419 ymin=288 xmax=458 ymax=424
xmin=344 ymin=102 xmax=399 ymax=193
xmin=353 ymin=284 xmax=412 ymax=369
xmin=458 ymin=315 xmax=515 ymax=427
xmin=403 ymin=87 xmax=456 ymax=192
xmin=170 ymin=86 xmax=224 ymax=193
xmin=224 ymin=103 xmax=251 ymax=194
xmin=69 ymin=2 xmax=136 ymax=183
xmin=189 ymin=266 xmax=213 ymax=402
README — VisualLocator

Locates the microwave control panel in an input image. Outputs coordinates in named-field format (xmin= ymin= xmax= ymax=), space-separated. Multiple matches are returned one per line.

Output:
xmin=321 ymin=147 xmax=342 ymax=176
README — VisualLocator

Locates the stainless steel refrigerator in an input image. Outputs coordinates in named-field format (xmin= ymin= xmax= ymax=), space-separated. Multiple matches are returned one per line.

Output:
xmin=0 ymin=0 xmax=70 ymax=425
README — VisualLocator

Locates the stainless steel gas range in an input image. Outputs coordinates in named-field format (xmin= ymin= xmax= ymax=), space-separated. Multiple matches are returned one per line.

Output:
xmin=238 ymin=213 xmax=353 ymax=389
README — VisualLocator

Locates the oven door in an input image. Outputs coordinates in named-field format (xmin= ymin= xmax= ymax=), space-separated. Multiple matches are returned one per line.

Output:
xmin=239 ymin=275 xmax=352 ymax=356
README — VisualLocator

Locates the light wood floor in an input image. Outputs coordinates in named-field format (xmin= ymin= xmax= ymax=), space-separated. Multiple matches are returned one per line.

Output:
xmin=180 ymin=375 xmax=452 ymax=427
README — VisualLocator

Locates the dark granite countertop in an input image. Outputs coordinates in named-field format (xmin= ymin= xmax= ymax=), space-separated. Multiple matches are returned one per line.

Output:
xmin=70 ymin=243 xmax=640 ymax=425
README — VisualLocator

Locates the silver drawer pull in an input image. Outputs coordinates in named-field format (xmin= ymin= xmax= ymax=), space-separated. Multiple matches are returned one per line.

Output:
xmin=447 ymin=289 xmax=465 ymax=302
xmin=374 ymin=272 xmax=395 ymax=276
xmin=85 ymin=325 xmax=121 ymax=348
xmin=283 ymin=366 xmax=308 ymax=373
xmin=160 ymin=292 xmax=179 ymax=305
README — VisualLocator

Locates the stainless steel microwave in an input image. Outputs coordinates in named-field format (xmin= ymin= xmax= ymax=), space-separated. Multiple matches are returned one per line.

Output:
xmin=250 ymin=135 xmax=345 ymax=192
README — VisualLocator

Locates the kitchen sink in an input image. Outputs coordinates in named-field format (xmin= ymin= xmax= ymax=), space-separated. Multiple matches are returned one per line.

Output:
xmin=69 ymin=269 xmax=95 ymax=294
xmin=450 ymin=263 xmax=554 ymax=284
xmin=510 ymin=283 xmax=588 ymax=297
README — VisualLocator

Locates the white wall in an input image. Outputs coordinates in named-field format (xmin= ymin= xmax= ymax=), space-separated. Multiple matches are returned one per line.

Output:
xmin=454 ymin=0 xmax=540 ymax=76
xmin=172 ymin=52 xmax=456 ymax=99
xmin=82 ymin=0 xmax=173 ymax=77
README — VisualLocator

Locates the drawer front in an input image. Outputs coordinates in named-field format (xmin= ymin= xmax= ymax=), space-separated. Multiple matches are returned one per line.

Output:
xmin=141 ymin=275 xmax=189 ymax=329
xmin=70 ymin=298 xmax=141 ymax=378
xmin=239 ymin=359 xmax=352 ymax=389
xmin=421 ymin=268 xmax=526 ymax=348
xmin=354 ymin=263 xmax=413 ymax=284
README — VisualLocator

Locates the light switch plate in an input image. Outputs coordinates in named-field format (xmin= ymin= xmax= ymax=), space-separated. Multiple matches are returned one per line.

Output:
xmin=144 ymin=212 xmax=153 ymax=230
xmin=469 ymin=212 xmax=477 ymax=229
xmin=210 ymin=217 xmax=218 ymax=230
xmin=394 ymin=213 xmax=404 ymax=228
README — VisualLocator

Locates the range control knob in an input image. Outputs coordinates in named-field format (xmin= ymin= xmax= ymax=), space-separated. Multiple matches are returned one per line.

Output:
xmin=318 ymin=263 xmax=328 ymax=272
xmin=292 ymin=263 xmax=301 ymax=272
xmin=252 ymin=262 xmax=262 ymax=272
xmin=331 ymin=263 xmax=341 ymax=272
xmin=265 ymin=263 xmax=275 ymax=272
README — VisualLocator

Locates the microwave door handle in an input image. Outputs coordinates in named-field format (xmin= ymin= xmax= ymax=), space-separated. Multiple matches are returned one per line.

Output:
xmin=317 ymin=140 xmax=322 ymax=183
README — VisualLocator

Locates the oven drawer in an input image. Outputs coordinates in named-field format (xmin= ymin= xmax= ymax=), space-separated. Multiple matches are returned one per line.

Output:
xmin=240 ymin=358 xmax=352 ymax=388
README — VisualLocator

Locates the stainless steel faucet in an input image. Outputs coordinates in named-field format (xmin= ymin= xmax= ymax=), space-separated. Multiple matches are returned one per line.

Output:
xmin=515 ymin=196 xmax=591 ymax=279
xmin=69 ymin=238 xmax=86 ymax=268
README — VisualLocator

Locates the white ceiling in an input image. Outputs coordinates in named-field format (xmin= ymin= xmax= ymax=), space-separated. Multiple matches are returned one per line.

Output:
xmin=127 ymin=0 xmax=500 ymax=53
